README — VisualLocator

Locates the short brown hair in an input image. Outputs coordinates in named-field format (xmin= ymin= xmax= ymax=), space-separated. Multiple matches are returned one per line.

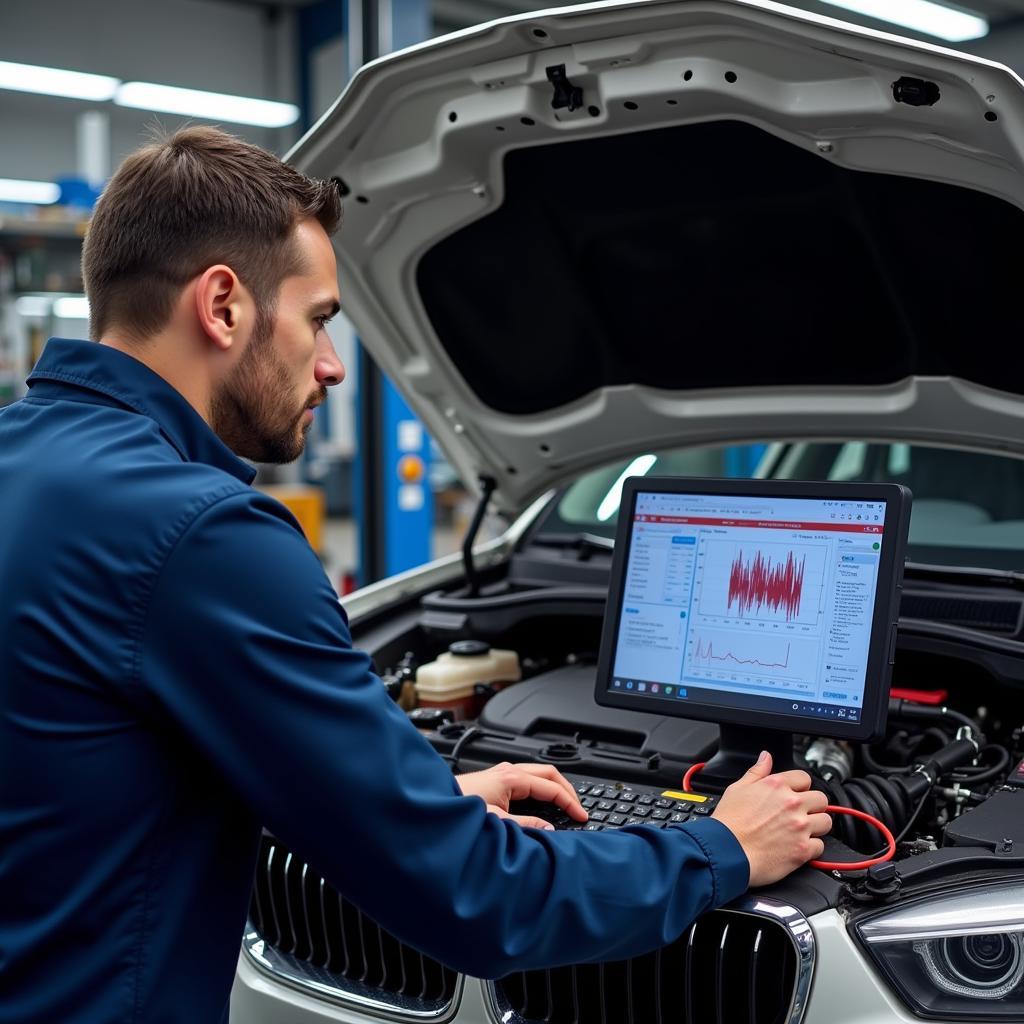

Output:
xmin=82 ymin=125 xmax=342 ymax=341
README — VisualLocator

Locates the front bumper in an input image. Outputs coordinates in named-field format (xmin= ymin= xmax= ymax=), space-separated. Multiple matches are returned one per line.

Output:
xmin=232 ymin=908 xmax=944 ymax=1024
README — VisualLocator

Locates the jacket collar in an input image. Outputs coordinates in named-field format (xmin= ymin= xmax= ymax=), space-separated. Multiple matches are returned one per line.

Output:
xmin=27 ymin=338 xmax=257 ymax=485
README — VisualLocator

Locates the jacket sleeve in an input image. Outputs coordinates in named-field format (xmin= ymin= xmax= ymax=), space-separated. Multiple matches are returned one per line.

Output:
xmin=136 ymin=489 xmax=749 ymax=978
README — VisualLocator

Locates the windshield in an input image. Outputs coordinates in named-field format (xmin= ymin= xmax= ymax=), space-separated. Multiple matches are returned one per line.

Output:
xmin=542 ymin=442 xmax=1024 ymax=572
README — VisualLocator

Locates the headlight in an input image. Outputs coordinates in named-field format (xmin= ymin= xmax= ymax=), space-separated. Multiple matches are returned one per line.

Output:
xmin=855 ymin=880 xmax=1024 ymax=1019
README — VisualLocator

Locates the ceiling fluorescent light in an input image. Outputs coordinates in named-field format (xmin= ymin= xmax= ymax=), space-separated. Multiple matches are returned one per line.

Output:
xmin=53 ymin=296 xmax=90 ymax=319
xmin=0 ymin=61 xmax=297 ymax=127
xmin=0 ymin=60 xmax=119 ymax=101
xmin=115 ymin=82 xmax=299 ymax=128
xmin=819 ymin=1 xmax=988 ymax=41
xmin=0 ymin=177 xmax=60 ymax=204
xmin=15 ymin=296 xmax=53 ymax=317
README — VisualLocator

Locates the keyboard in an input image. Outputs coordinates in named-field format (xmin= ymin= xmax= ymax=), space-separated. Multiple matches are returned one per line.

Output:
xmin=510 ymin=772 xmax=719 ymax=831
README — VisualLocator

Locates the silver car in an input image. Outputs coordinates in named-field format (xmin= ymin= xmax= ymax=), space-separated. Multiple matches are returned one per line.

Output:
xmin=232 ymin=2 xmax=1024 ymax=1021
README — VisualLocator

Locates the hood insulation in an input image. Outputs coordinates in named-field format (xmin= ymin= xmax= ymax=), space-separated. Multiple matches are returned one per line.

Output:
xmin=418 ymin=119 xmax=1024 ymax=415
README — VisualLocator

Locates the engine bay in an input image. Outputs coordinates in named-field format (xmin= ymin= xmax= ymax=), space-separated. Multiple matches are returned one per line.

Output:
xmin=358 ymin=560 xmax=1024 ymax=911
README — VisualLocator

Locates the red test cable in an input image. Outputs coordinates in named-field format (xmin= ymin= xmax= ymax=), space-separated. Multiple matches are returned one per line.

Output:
xmin=681 ymin=762 xmax=896 ymax=872
xmin=682 ymin=761 xmax=704 ymax=793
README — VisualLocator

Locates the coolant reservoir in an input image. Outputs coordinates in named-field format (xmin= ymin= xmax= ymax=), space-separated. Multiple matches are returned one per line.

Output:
xmin=415 ymin=641 xmax=521 ymax=719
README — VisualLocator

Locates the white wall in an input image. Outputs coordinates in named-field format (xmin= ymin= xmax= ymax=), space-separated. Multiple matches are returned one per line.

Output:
xmin=0 ymin=0 xmax=302 ymax=182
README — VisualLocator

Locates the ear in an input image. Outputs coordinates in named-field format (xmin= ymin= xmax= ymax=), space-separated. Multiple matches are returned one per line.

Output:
xmin=194 ymin=265 xmax=250 ymax=351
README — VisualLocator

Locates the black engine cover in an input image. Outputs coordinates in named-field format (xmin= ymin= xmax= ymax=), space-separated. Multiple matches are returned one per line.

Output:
xmin=944 ymin=789 xmax=1024 ymax=853
xmin=479 ymin=663 xmax=718 ymax=765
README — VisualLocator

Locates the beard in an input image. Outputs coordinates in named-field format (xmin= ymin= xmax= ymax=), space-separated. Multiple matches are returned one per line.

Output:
xmin=211 ymin=311 xmax=326 ymax=464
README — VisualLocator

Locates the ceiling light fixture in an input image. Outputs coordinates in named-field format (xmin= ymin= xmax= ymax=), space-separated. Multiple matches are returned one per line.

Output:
xmin=115 ymin=82 xmax=299 ymax=128
xmin=14 ymin=296 xmax=53 ymax=317
xmin=0 ymin=59 xmax=119 ymax=101
xmin=53 ymin=296 xmax=90 ymax=320
xmin=0 ymin=61 xmax=298 ymax=128
xmin=819 ymin=1 xmax=988 ymax=42
xmin=0 ymin=177 xmax=61 ymax=204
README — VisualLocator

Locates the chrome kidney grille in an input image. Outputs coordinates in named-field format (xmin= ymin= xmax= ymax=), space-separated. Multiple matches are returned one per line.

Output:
xmin=244 ymin=833 xmax=459 ymax=1018
xmin=245 ymin=830 xmax=810 ymax=1024
xmin=488 ymin=905 xmax=806 ymax=1024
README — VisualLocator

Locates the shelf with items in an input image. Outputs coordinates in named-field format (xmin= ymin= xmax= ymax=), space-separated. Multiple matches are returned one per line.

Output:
xmin=0 ymin=215 xmax=89 ymax=242
xmin=0 ymin=216 xmax=87 ymax=406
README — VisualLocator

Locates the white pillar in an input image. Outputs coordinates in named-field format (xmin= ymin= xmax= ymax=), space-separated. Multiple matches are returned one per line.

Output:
xmin=76 ymin=110 xmax=110 ymax=188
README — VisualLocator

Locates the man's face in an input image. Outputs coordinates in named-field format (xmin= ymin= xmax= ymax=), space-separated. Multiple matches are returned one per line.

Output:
xmin=212 ymin=220 xmax=344 ymax=463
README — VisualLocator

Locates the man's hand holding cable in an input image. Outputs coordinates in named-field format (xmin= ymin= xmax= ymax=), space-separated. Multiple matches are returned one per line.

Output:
xmin=457 ymin=762 xmax=589 ymax=830
xmin=711 ymin=751 xmax=832 ymax=887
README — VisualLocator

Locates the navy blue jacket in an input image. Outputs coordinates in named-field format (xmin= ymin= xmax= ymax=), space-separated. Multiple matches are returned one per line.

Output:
xmin=0 ymin=338 xmax=748 ymax=1023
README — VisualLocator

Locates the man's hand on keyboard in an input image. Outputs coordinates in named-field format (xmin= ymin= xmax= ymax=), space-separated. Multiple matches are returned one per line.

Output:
xmin=457 ymin=762 xmax=590 ymax=830
xmin=711 ymin=751 xmax=832 ymax=887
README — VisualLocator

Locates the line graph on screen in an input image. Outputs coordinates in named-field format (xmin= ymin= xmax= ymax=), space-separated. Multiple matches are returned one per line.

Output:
xmin=698 ymin=542 xmax=826 ymax=625
xmin=686 ymin=629 xmax=820 ymax=685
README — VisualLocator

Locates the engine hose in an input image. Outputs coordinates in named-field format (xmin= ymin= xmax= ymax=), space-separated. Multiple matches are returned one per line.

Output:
xmin=861 ymin=727 xmax=961 ymax=777
xmin=949 ymin=744 xmax=1011 ymax=784
xmin=923 ymin=726 xmax=955 ymax=748
xmin=860 ymin=746 xmax=913 ymax=776
xmin=888 ymin=698 xmax=982 ymax=741
xmin=685 ymin=764 xmax=897 ymax=871
xmin=937 ymin=707 xmax=983 ymax=735
xmin=688 ymin=737 xmax=979 ymax=850
xmin=829 ymin=774 xmax=916 ymax=848
xmin=828 ymin=737 xmax=978 ymax=848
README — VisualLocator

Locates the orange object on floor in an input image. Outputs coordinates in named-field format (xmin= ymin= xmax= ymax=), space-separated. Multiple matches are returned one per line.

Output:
xmin=259 ymin=485 xmax=325 ymax=552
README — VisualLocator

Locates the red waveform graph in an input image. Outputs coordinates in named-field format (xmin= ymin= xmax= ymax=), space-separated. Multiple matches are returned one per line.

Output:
xmin=728 ymin=549 xmax=806 ymax=622
xmin=693 ymin=636 xmax=792 ymax=670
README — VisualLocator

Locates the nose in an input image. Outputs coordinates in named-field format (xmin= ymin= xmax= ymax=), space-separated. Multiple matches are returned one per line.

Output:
xmin=314 ymin=330 xmax=345 ymax=387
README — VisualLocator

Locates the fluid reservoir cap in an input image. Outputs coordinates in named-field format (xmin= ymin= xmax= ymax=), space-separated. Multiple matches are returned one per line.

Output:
xmin=449 ymin=639 xmax=491 ymax=657
xmin=541 ymin=742 xmax=579 ymax=761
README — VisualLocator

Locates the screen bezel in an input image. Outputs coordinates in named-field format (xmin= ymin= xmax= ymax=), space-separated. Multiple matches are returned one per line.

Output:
xmin=593 ymin=477 xmax=912 ymax=743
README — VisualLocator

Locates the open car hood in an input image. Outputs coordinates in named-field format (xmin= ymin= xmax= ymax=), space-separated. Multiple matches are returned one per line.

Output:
xmin=291 ymin=0 xmax=1024 ymax=512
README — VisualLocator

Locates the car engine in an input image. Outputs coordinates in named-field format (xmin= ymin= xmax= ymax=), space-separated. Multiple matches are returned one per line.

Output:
xmin=242 ymin=559 xmax=1024 ymax=1024
xmin=365 ymin=568 xmax=1024 ymax=878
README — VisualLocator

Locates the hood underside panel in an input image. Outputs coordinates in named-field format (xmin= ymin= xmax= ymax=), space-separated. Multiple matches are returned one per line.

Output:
xmin=292 ymin=0 xmax=1024 ymax=507
xmin=419 ymin=118 xmax=1024 ymax=416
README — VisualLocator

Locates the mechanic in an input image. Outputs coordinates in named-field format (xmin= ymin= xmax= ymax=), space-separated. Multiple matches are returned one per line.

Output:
xmin=0 ymin=127 xmax=831 ymax=1023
